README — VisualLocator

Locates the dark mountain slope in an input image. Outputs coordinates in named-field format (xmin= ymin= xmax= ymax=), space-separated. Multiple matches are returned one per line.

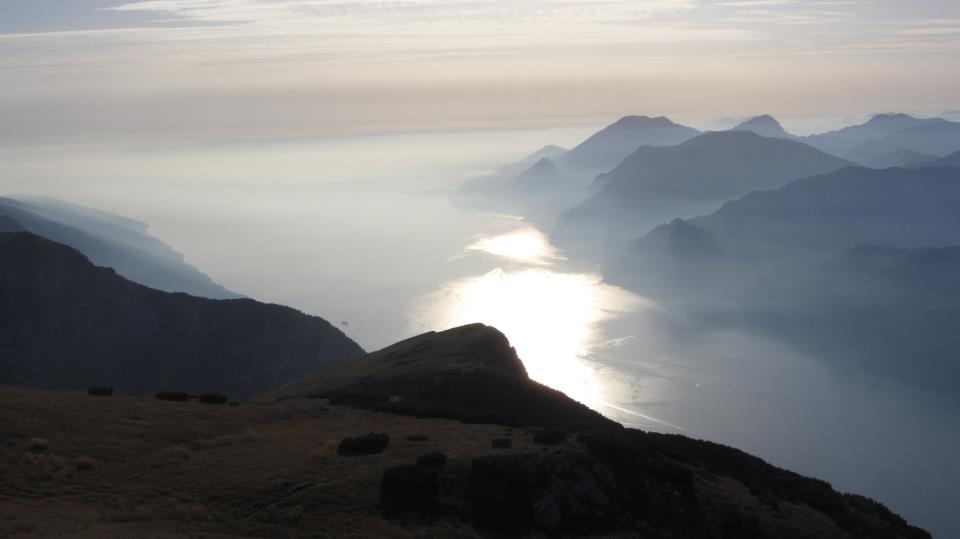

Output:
xmin=748 ymin=245 xmax=960 ymax=397
xmin=589 ymin=131 xmax=849 ymax=203
xmin=611 ymin=166 xmax=960 ymax=299
xmin=556 ymin=115 xmax=700 ymax=174
xmin=261 ymin=324 xmax=929 ymax=538
xmin=0 ymin=231 xmax=364 ymax=398
xmin=687 ymin=166 xmax=960 ymax=256
xmin=0 ymin=215 xmax=24 ymax=232
xmin=0 ymin=196 xmax=239 ymax=299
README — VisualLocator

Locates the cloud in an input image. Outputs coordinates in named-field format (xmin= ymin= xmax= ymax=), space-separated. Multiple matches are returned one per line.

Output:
xmin=106 ymin=0 xmax=698 ymax=27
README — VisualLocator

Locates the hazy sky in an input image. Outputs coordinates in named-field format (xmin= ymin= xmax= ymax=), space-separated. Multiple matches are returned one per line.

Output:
xmin=2 ymin=0 xmax=959 ymax=144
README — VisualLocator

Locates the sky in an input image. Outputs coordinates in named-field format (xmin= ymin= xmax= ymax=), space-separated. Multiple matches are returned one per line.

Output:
xmin=2 ymin=0 xmax=959 ymax=145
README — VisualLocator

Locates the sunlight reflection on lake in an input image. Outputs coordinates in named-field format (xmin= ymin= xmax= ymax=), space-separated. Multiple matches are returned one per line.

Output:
xmin=465 ymin=227 xmax=563 ymax=265
xmin=412 ymin=227 xmax=645 ymax=409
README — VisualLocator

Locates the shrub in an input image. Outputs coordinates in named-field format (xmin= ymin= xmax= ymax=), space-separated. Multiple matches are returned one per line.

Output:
xmin=380 ymin=464 xmax=440 ymax=517
xmin=406 ymin=434 xmax=429 ymax=442
xmin=27 ymin=438 xmax=49 ymax=454
xmin=198 ymin=393 xmax=228 ymax=405
xmin=75 ymin=456 xmax=95 ymax=472
xmin=721 ymin=509 xmax=762 ymax=538
xmin=470 ymin=455 xmax=534 ymax=531
xmin=416 ymin=451 xmax=447 ymax=468
xmin=87 ymin=386 xmax=113 ymax=397
xmin=156 ymin=391 xmax=189 ymax=402
xmin=338 ymin=432 xmax=389 ymax=456
xmin=492 ymin=438 xmax=512 ymax=449
xmin=534 ymin=428 xmax=566 ymax=446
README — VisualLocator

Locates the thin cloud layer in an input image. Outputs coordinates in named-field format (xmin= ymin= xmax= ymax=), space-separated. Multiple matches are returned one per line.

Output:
xmin=0 ymin=0 xmax=957 ymax=145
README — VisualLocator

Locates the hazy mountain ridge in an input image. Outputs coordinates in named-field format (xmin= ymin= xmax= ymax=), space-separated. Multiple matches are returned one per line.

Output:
xmin=606 ymin=165 xmax=960 ymax=398
xmin=846 ymin=121 xmax=960 ymax=164
xmin=456 ymin=115 xmax=701 ymax=224
xmin=803 ymin=113 xmax=949 ymax=156
xmin=0 ymin=231 xmax=364 ymax=398
xmin=556 ymin=131 xmax=851 ymax=255
xmin=0 ymin=196 xmax=240 ymax=299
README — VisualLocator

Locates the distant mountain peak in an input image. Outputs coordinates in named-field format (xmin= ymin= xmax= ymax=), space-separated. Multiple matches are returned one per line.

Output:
xmin=869 ymin=112 xmax=917 ymax=122
xmin=523 ymin=157 xmax=560 ymax=175
xmin=863 ymin=112 xmax=946 ymax=129
xmin=538 ymin=144 xmax=566 ymax=154
xmin=731 ymin=115 xmax=794 ymax=139
xmin=612 ymin=115 xmax=677 ymax=127
xmin=557 ymin=115 xmax=700 ymax=172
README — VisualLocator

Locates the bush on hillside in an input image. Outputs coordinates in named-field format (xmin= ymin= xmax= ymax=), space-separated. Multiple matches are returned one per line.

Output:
xmin=470 ymin=454 xmax=534 ymax=531
xmin=87 ymin=386 xmax=114 ymax=397
xmin=198 ymin=393 xmax=228 ymax=405
xmin=338 ymin=432 xmax=389 ymax=456
xmin=491 ymin=438 xmax=512 ymax=449
xmin=534 ymin=428 xmax=566 ymax=446
xmin=156 ymin=391 xmax=190 ymax=402
xmin=416 ymin=451 xmax=447 ymax=468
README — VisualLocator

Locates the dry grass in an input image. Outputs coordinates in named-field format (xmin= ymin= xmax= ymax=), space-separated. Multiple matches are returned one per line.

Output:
xmin=0 ymin=385 xmax=531 ymax=538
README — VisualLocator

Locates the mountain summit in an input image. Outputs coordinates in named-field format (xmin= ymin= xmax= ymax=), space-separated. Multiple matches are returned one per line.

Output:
xmin=556 ymin=115 xmax=700 ymax=173
xmin=730 ymin=115 xmax=796 ymax=139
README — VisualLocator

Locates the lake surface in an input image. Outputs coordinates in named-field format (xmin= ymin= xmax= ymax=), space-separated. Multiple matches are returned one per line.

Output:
xmin=2 ymin=128 xmax=958 ymax=537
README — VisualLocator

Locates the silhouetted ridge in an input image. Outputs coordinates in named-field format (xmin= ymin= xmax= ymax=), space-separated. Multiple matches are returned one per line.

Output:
xmin=0 ymin=231 xmax=364 ymax=398
xmin=261 ymin=323 xmax=930 ymax=538
xmin=804 ymin=113 xmax=948 ymax=156
xmin=264 ymin=323 xmax=611 ymax=429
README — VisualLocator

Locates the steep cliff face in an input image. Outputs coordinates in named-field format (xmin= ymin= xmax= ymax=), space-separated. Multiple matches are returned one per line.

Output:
xmin=0 ymin=231 xmax=364 ymax=398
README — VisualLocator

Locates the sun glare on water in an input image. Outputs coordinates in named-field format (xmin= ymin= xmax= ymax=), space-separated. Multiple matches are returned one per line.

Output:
xmin=466 ymin=227 xmax=562 ymax=265
xmin=413 ymin=227 xmax=642 ymax=409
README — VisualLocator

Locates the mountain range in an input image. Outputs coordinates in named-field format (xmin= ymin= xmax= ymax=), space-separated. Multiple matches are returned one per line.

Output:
xmin=0 ymin=229 xmax=364 ymax=398
xmin=557 ymin=131 xmax=851 ymax=251
xmin=607 ymin=165 xmax=960 ymax=398
xmin=0 ymin=196 xmax=239 ymax=299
